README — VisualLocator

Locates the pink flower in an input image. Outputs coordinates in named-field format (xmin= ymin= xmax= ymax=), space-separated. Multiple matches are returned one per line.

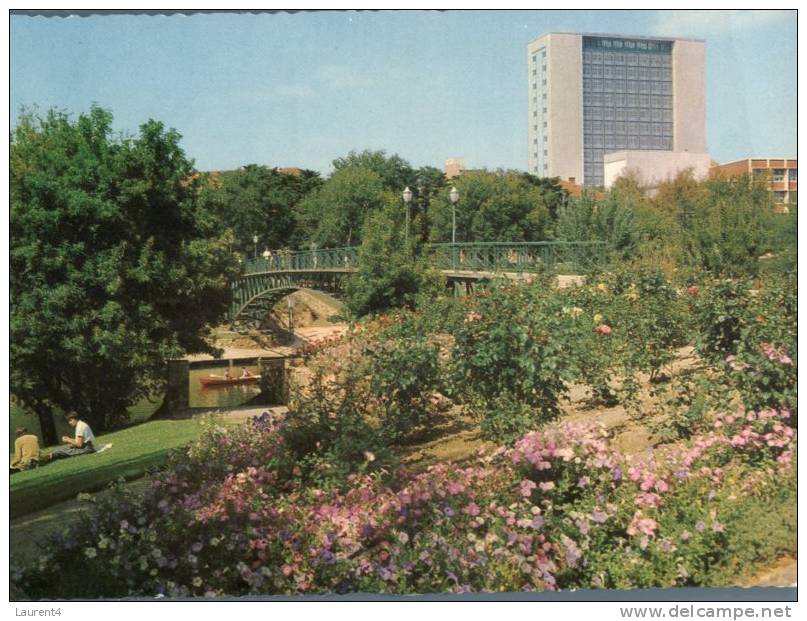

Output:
xmin=539 ymin=481 xmax=555 ymax=492
xmin=595 ymin=324 xmax=612 ymax=335
xmin=627 ymin=511 xmax=658 ymax=537
xmin=463 ymin=502 xmax=481 ymax=517
xmin=686 ymin=286 xmax=699 ymax=296
xmin=447 ymin=481 xmax=465 ymax=495
xmin=519 ymin=479 xmax=537 ymax=498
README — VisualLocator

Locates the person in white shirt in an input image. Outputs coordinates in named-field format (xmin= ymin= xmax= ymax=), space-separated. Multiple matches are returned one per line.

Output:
xmin=47 ymin=413 xmax=96 ymax=461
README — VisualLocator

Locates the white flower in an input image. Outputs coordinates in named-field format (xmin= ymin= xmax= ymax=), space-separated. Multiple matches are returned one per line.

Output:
xmin=84 ymin=547 xmax=97 ymax=558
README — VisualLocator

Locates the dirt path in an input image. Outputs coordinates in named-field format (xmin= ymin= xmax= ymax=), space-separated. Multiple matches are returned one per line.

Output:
xmin=186 ymin=324 xmax=347 ymax=362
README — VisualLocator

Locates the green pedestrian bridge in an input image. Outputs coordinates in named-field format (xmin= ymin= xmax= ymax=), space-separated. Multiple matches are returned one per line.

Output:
xmin=230 ymin=241 xmax=606 ymax=328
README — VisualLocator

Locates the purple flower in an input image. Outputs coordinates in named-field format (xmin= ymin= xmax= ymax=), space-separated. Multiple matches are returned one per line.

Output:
xmin=531 ymin=515 xmax=545 ymax=530
xmin=320 ymin=550 xmax=336 ymax=564
xmin=695 ymin=520 xmax=706 ymax=532
xmin=591 ymin=510 xmax=608 ymax=524
xmin=612 ymin=466 xmax=623 ymax=482
xmin=191 ymin=542 xmax=203 ymax=553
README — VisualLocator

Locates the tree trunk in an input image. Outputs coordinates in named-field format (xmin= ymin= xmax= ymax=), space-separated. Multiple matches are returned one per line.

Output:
xmin=35 ymin=406 xmax=58 ymax=446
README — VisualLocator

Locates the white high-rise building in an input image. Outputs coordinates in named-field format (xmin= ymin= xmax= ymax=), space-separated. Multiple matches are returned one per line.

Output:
xmin=528 ymin=33 xmax=706 ymax=187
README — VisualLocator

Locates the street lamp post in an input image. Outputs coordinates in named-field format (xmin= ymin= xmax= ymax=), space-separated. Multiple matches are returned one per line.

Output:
xmin=449 ymin=186 xmax=459 ymax=269
xmin=402 ymin=186 xmax=413 ymax=244
xmin=252 ymin=234 xmax=259 ymax=259
xmin=449 ymin=186 xmax=459 ymax=245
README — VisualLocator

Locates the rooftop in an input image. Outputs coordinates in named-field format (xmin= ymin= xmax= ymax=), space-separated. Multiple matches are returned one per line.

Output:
xmin=529 ymin=32 xmax=705 ymax=44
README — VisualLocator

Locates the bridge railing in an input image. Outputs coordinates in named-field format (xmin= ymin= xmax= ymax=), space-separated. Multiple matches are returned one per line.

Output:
xmin=243 ymin=247 xmax=359 ymax=275
xmin=241 ymin=241 xmax=606 ymax=276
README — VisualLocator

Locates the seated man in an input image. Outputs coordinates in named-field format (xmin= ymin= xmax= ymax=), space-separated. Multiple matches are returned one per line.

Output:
xmin=240 ymin=367 xmax=252 ymax=378
xmin=47 ymin=413 xmax=96 ymax=461
xmin=10 ymin=427 xmax=41 ymax=474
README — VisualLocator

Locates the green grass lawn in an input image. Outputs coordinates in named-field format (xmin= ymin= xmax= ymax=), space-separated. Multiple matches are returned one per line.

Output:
xmin=10 ymin=418 xmax=205 ymax=519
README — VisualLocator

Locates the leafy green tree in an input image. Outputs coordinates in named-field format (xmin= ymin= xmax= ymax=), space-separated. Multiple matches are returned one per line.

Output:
xmin=295 ymin=166 xmax=395 ymax=247
xmin=199 ymin=165 xmax=321 ymax=255
xmin=518 ymin=173 xmax=569 ymax=222
xmin=344 ymin=207 xmax=444 ymax=317
xmin=428 ymin=170 xmax=552 ymax=243
xmin=332 ymin=149 xmax=415 ymax=192
xmin=681 ymin=176 xmax=776 ymax=277
xmin=555 ymin=193 xmax=638 ymax=260
xmin=10 ymin=106 xmax=237 ymax=442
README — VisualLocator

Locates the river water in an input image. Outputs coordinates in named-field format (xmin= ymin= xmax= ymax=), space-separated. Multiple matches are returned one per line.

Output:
xmin=189 ymin=363 xmax=263 ymax=408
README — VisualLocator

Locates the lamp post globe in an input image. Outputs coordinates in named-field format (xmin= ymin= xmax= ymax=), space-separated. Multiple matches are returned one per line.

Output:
xmin=402 ymin=186 xmax=413 ymax=243
xmin=449 ymin=186 xmax=459 ymax=245
xmin=252 ymin=234 xmax=259 ymax=259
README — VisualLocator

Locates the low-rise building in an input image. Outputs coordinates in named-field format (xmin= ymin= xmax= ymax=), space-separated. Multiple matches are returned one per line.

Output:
xmin=710 ymin=158 xmax=797 ymax=213
xmin=603 ymin=150 xmax=711 ymax=189
xmin=445 ymin=157 xmax=466 ymax=179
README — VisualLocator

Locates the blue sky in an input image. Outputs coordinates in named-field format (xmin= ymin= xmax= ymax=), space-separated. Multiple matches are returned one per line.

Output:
xmin=10 ymin=9 xmax=797 ymax=175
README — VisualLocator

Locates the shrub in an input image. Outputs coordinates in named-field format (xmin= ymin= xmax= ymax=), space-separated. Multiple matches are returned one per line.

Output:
xmin=449 ymin=281 xmax=571 ymax=440
xmin=691 ymin=279 xmax=754 ymax=364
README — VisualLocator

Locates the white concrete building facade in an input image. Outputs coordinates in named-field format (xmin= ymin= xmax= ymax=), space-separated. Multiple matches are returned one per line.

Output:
xmin=603 ymin=150 xmax=711 ymax=188
xmin=528 ymin=33 xmax=706 ymax=187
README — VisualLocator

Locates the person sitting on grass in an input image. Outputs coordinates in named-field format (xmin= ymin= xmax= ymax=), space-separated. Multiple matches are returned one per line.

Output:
xmin=47 ymin=413 xmax=96 ymax=462
xmin=10 ymin=427 xmax=41 ymax=474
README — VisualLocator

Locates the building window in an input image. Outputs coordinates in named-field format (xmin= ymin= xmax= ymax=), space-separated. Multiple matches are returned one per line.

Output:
xmin=773 ymin=191 xmax=787 ymax=203
xmin=788 ymin=168 xmax=798 ymax=182
xmin=772 ymin=169 xmax=786 ymax=182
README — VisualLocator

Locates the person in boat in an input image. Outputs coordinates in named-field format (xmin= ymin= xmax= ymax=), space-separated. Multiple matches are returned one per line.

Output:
xmin=10 ymin=427 xmax=41 ymax=474
xmin=224 ymin=370 xmax=232 ymax=380
xmin=47 ymin=413 xmax=96 ymax=461
xmin=240 ymin=367 xmax=252 ymax=379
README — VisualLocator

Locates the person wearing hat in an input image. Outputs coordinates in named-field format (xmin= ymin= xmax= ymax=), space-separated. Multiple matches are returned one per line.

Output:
xmin=47 ymin=413 xmax=96 ymax=461
xmin=10 ymin=427 xmax=41 ymax=474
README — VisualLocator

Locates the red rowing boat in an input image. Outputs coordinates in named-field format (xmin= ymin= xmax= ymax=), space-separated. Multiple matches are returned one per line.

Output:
xmin=199 ymin=374 xmax=261 ymax=387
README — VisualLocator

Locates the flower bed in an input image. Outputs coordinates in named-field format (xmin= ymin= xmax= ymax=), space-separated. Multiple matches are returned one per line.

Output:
xmin=13 ymin=404 xmax=795 ymax=598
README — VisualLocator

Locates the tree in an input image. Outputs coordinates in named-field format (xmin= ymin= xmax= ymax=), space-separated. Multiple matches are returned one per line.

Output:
xmin=10 ymin=106 xmax=238 ymax=442
xmin=518 ymin=173 xmax=569 ymax=222
xmin=198 ymin=165 xmax=321 ymax=254
xmin=555 ymin=192 xmax=638 ymax=260
xmin=295 ymin=166 xmax=394 ymax=247
xmin=681 ymin=176 xmax=776 ymax=277
xmin=343 ymin=207 xmax=444 ymax=317
xmin=428 ymin=170 xmax=552 ymax=243
xmin=332 ymin=149 xmax=415 ymax=193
